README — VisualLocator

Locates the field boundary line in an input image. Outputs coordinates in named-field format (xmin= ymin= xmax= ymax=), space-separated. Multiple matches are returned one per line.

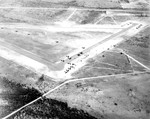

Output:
xmin=117 ymin=49 xmax=150 ymax=71
xmin=65 ymin=8 xmax=77 ymax=21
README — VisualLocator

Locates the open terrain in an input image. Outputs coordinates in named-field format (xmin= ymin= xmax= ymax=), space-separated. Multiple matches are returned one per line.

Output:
xmin=0 ymin=0 xmax=150 ymax=119
xmin=46 ymin=72 xmax=150 ymax=119
xmin=0 ymin=0 xmax=149 ymax=9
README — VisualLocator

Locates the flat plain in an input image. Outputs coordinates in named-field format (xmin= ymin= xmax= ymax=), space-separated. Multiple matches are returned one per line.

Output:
xmin=0 ymin=0 xmax=150 ymax=119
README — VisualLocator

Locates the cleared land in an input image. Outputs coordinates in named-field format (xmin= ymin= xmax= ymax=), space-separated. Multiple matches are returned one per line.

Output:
xmin=45 ymin=72 xmax=150 ymax=119
xmin=116 ymin=26 xmax=150 ymax=69
xmin=0 ymin=1 xmax=150 ymax=118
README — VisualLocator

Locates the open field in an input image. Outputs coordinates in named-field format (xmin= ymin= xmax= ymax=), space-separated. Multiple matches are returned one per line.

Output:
xmin=116 ymin=26 xmax=150 ymax=68
xmin=0 ymin=7 xmax=149 ymax=25
xmin=47 ymin=72 xmax=150 ymax=119
xmin=0 ymin=8 xmax=74 ymax=25
xmin=0 ymin=56 xmax=59 ymax=93
xmin=0 ymin=0 xmax=150 ymax=118
xmin=0 ymin=0 xmax=121 ymax=8
xmin=69 ymin=10 xmax=104 ymax=24
xmin=0 ymin=23 xmax=113 ymax=65
xmin=72 ymin=50 xmax=133 ymax=78
xmin=0 ymin=0 xmax=149 ymax=9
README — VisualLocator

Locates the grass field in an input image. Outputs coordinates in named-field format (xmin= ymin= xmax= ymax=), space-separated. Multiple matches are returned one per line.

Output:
xmin=47 ymin=72 xmax=150 ymax=119
xmin=0 ymin=8 xmax=74 ymax=25
xmin=116 ymin=27 xmax=150 ymax=68
xmin=69 ymin=10 xmax=104 ymax=24
xmin=72 ymin=49 xmax=133 ymax=78
xmin=0 ymin=56 xmax=59 ymax=93
xmin=0 ymin=0 xmax=122 ymax=8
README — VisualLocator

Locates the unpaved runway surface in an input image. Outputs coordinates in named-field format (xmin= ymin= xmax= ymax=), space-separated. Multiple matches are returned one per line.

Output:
xmin=0 ymin=1 xmax=149 ymax=118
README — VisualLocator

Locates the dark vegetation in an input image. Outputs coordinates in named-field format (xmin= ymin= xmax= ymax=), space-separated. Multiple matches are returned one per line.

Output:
xmin=12 ymin=98 xmax=97 ymax=119
xmin=125 ymin=34 xmax=150 ymax=48
xmin=1 ymin=77 xmax=96 ymax=119
xmin=70 ymin=10 xmax=102 ymax=24
xmin=122 ymin=27 xmax=150 ymax=48
xmin=120 ymin=0 xmax=129 ymax=3
xmin=0 ymin=77 xmax=42 ymax=118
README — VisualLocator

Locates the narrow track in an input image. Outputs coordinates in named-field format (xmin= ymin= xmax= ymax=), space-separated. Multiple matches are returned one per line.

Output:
xmin=2 ymin=71 xmax=148 ymax=119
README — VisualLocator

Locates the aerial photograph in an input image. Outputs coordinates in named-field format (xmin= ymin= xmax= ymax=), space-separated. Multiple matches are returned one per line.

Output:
xmin=0 ymin=0 xmax=149 ymax=119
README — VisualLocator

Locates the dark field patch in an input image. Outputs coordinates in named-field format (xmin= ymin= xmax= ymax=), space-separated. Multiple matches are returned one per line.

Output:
xmin=0 ymin=77 xmax=42 ymax=118
xmin=12 ymin=97 xmax=97 ymax=119
xmin=116 ymin=27 xmax=150 ymax=68
xmin=0 ymin=77 xmax=96 ymax=119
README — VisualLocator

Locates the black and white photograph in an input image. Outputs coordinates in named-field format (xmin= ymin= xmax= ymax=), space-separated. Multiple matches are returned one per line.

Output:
xmin=0 ymin=0 xmax=149 ymax=119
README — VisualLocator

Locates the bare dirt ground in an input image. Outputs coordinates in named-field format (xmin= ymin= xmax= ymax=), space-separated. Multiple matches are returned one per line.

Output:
xmin=0 ymin=0 xmax=150 ymax=118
